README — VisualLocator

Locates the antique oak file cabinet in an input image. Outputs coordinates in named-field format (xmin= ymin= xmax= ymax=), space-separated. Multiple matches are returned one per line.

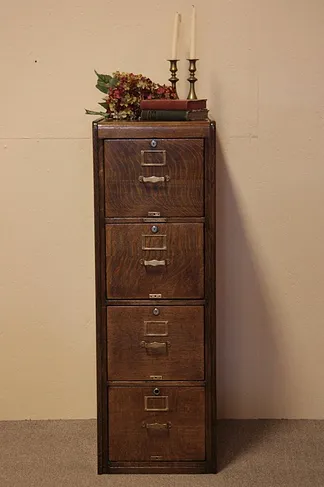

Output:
xmin=93 ymin=119 xmax=216 ymax=474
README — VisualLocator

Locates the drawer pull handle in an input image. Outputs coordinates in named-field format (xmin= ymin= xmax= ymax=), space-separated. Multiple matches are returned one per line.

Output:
xmin=140 ymin=341 xmax=170 ymax=351
xmin=142 ymin=421 xmax=172 ymax=430
xmin=140 ymin=259 xmax=170 ymax=267
xmin=138 ymin=175 xmax=170 ymax=184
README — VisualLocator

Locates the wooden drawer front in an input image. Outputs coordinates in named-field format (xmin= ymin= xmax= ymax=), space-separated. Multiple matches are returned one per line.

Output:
xmin=104 ymin=139 xmax=204 ymax=217
xmin=106 ymin=223 xmax=204 ymax=299
xmin=108 ymin=387 xmax=205 ymax=462
xmin=107 ymin=306 xmax=204 ymax=381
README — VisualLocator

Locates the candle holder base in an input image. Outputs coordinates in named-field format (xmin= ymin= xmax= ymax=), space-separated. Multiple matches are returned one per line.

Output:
xmin=187 ymin=58 xmax=199 ymax=100
xmin=168 ymin=59 xmax=179 ymax=99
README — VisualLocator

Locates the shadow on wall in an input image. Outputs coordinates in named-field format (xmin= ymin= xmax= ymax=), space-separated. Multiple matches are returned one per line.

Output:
xmin=215 ymin=133 xmax=287 ymax=465
xmin=216 ymin=133 xmax=286 ymax=419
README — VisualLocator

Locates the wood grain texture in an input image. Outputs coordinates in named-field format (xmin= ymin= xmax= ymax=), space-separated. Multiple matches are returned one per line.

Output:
xmin=107 ymin=306 xmax=204 ymax=381
xmin=106 ymin=223 xmax=204 ymax=299
xmin=106 ymin=299 xmax=205 ymax=306
xmin=108 ymin=386 xmax=205 ymax=462
xmin=107 ymin=381 xmax=206 ymax=387
xmin=105 ymin=217 xmax=205 ymax=224
xmin=98 ymin=120 xmax=210 ymax=139
xmin=104 ymin=139 xmax=204 ymax=217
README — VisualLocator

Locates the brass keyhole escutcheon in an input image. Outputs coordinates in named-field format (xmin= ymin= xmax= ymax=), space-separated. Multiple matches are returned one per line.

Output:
xmin=151 ymin=225 xmax=158 ymax=233
xmin=153 ymin=308 xmax=160 ymax=316
xmin=150 ymin=139 xmax=157 ymax=148
xmin=153 ymin=387 xmax=160 ymax=396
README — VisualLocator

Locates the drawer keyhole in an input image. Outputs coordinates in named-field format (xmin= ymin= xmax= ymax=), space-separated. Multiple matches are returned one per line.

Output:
xmin=153 ymin=387 xmax=160 ymax=396
xmin=150 ymin=139 xmax=157 ymax=148
xmin=153 ymin=308 xmax=160 ymax=316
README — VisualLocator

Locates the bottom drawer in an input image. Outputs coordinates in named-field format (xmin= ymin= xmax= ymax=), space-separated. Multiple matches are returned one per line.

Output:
xmin=108 ymin=386 xmax=205 ymax=462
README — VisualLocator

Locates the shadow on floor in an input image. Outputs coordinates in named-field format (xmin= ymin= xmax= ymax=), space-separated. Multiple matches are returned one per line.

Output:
xmin=217 ymin=419 xmax=279 ymax=469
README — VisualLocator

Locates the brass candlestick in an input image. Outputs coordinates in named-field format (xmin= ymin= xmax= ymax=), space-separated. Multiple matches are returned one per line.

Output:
xmin=168 ymin=59 xmax=179 ymax=99
xmin=187 ymin=58 xmax=199 ymax=100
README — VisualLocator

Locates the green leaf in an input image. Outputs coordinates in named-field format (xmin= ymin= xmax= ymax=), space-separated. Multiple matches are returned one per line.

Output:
xmin=94 ymin=70 xmax=112 ymax=84
xmin=109 ymin=77 xmax=118 ymax=88
xmin=85 ymin=109 xmax=106 ymax=116
xmin=85 ymin=109 xmax=112 ymax=119
xmin=96 ymin=81 xmax=109 ymax=94
xmin=98 ymin=101 xmax=108 ymax=109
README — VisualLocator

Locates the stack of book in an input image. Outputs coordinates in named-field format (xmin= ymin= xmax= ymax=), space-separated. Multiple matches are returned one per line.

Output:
xmin=140 ymin=99 xmax=208 ymax=121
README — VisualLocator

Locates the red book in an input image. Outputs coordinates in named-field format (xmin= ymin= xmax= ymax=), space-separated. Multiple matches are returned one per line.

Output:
xmin=140 ymin=98 xmax=207 ymax=111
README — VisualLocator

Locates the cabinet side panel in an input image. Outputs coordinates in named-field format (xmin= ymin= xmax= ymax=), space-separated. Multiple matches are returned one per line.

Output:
xmin=93 ymin=121 xmax=108 ymax=474
xmin=204 ymin=121 xmax=217 ymax=472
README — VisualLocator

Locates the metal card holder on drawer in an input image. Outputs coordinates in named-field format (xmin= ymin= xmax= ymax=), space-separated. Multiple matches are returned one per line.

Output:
xmin=144 ymin=321 xmax=168 ymax=337
xmin=141 ymin=150 xmax=166 ymax=166
xmin=142 ymin=234 xmax=167 ymax=251
xmin=144 ymin=396 xmax=169 ymax=411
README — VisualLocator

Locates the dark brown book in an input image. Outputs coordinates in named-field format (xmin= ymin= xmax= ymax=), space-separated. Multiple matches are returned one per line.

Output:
xmin=140 ymin=108 xmax=209 ymax=121
xmin=140 ymin=98 xmax=207 ymax=111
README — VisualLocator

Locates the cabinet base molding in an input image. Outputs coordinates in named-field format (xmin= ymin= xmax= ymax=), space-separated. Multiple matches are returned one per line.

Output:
xmin=101 ymin=461 xmax=216 ymax=475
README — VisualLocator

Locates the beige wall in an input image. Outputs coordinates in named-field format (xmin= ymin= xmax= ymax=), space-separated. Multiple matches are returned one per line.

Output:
xmin=1 ymin=0 xmax=324 ymax=420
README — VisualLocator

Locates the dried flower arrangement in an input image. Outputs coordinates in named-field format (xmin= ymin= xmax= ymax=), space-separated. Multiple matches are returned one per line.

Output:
xmin=85 ymin=71 xmax=176 ymax=120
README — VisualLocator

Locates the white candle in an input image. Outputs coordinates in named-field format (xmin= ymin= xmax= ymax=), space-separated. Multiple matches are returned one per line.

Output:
xmin=189 ymin=5 xmax=196 ymax=59
xmin=171 ymin=12 xmax=180 ymax=59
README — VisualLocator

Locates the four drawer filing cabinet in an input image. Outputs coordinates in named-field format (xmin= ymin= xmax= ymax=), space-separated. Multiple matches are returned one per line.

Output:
xmin=92 ymin=119 xmax=216 ymax=474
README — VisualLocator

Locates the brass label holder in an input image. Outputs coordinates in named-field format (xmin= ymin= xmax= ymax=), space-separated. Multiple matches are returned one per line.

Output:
xmin=141 ymin=150 xmax=167 ymax=166
xmin=144 ymin=320 xmax=169 ymax=337
xmin=144 ymin=396 xmax=169 ymax=411
xmin=142 ymin=234 xmax=167 ymax=251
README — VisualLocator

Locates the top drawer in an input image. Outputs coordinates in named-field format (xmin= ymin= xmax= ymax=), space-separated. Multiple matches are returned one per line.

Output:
xmin=104 ymin=139 xmax=204 ymax=217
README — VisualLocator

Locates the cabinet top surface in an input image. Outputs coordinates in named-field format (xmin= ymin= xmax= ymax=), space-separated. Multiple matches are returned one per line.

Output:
xmin=94 ymin=119 xmax=214 ymax=139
